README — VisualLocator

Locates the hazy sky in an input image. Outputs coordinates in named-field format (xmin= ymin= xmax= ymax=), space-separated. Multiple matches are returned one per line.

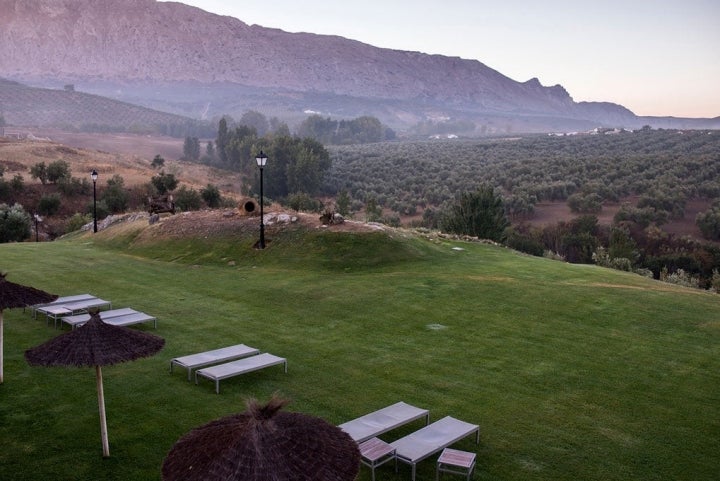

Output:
xmin=166 ymin=0 xmax=720 ymax=118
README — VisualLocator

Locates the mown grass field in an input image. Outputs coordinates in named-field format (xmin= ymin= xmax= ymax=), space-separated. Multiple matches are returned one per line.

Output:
xmin=1 ymin=222 xmax=719 ymax=481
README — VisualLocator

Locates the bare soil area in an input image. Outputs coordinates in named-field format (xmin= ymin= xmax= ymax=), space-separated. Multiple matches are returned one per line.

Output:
xmin=527 ymin=198 xmax=709 ymax=239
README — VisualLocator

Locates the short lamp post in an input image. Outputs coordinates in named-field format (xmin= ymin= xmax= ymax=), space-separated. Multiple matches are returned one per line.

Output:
xmin=33 ymin=214 xmax=42 ymax=242
xmin=91 ymin=169 xmax=98 ymax=233
xmin=256 ymin=151 xmax=267 ymax=249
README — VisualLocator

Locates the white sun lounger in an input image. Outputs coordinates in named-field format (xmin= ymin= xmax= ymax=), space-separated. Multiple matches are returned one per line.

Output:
xmin=31 ymin=294 xmax=94 ymax=316
xmin=37 ymin=298 xmax=112 ymax=327
xmin=390 ymin=416 xmax=480 ymax=481
xmin=195 ymin=353 xmax=287 ymax=394
xmin=60 ymin=308 xmax=138 ymax=329
xmin=170 ymin=344 xmax=260 ymax=381
xmin=339 ymin=401 xmax=431 ymax=443
xmin=103 ymin=312 xmax=157 ymax=329
xmin=30 ymin=293 xmax=95 ymax=318
xmin=61 ymin=308 xmax=157 ymax=330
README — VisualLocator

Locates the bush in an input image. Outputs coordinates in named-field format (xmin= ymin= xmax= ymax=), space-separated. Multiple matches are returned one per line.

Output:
xmin=47 ymin=160 xmax=72 ymax=183
xmin=101 ymin=175 xmax=129 ymax=214
xmin=696 ymin=205 xmax=720 ymax=241
xmin=174 ymin=185 xmax=202 ymax=211
xmin=150 ymin=172 xmax=178 ymax=195
xmin=38 ymin=194 xmax=62 ymax=216
xmin=65 ymin=213 xmax=92 ymax=233
xmin=200 ymin=184 xmax=222 ymax=208
xmin=0 ymin=203 xmax=31 ymax=242
xmin=86 ymin=199 xmax=110 ymax=221
xmin=57 ymin=177 xmax=89 ymax=196
xmin=441 ymin=186 xmax=509 ymax=242
xmin=286 ymin=192 xmax=323 ymax=213
xmin=505 ymin=226 xmax=544 ymax=256
xmin=10 ymin=174 xmax=24 ymax=192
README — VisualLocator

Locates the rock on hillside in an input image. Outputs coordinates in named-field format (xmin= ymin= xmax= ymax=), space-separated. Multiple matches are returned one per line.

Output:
xmin=0 ymin=0 xmax=643 ymax=131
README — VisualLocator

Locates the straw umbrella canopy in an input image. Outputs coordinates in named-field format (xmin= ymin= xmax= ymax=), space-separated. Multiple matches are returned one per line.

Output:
xmin=162 ymin=397 xmax=360 ymax=481
xmin=25 ymin=312 xmax=164 ymax=457
xmin=0 ymin=272 xmax=58 ymax=384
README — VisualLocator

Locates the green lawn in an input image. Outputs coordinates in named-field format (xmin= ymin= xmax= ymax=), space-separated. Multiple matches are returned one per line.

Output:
xmin=1 ymin=225 xmax=719 ymax=480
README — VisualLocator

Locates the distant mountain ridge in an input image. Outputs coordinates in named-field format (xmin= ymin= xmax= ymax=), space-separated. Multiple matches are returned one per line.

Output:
xmin=0 ymin=0 xmax=717 ymax=133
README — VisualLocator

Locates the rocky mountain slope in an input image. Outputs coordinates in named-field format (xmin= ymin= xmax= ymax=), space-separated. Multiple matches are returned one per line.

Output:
xmin=0 ymin=0 xmax=716 ymax=133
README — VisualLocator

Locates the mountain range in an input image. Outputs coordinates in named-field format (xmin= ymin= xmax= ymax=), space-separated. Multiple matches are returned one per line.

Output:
xmin=0 ymin=0 xmax=717 ymax=135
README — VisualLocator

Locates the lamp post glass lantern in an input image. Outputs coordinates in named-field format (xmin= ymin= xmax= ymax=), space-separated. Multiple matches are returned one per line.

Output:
xmin=256 ymin=151 xmax=267 ymax=249
xmin=91 ymin=169 xmax=98 ymax=233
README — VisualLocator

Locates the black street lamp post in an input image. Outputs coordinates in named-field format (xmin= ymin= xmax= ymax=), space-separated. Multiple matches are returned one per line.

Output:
xmin=256 ymin=151 xmax=267 ymax=249
xmin=91 ymin=169 xmax=98 ymax=233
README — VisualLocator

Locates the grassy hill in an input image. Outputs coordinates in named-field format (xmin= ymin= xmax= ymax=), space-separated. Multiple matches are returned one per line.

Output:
xmin=1 ymin=220 xmax=719 ymax=480
xmin=0 ymin=79 xmax=202 ymax=135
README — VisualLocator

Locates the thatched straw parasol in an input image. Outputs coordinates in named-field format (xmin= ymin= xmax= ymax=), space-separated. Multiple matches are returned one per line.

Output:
xmin=162 ymin=396 xmax=360 ymax=481
xmin=0 ymin=272 xmax=57 ymax=384
xmin=25 ymin=312 xmax=164 ymax=457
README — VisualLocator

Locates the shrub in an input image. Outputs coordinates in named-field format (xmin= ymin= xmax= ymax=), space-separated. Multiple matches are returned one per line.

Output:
xmin=505 ymin=226 xmax=544 ymax=256
xmin=441 ymin=186 xmax=509 ymax=242
xmin=38 ymin=194 xmax=62 ymax=216
xmin=200 ymin=184 xmax=222 ymax=208
xmin=65 ymin=213 xmax=92 ymax=233
xmin=10 ymin=174 xmax=24 ymax=192
xmin=47 ymin=160 xmax=72 ymax=183
xmin=664 ymin=269 xmax=699 ymax=289
xmin=150 ymin=171 xmax=178 ymax=195
xmin=174 ymin=185 xmax=202 ymax=211
xmin=101 ymin=175 xmax=129 ymax=214
xmin=57 ymin=177 xmax=88 ymax=196
xmin=29 ymin=162 xmax=48 ymax=184
xmin=86 ymin=199 xmax=110 ymax=220
xmin=286 ymin=192 xmax=323 ymax=213
xmin=696 ymin=205 xmax=720 ymax=241
xmin=0 ymin=203 xmax=31 ymax=242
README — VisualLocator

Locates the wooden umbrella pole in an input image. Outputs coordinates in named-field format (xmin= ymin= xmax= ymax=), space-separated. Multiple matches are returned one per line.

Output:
xmin=96 ymin=365 xmax=110 ymax=457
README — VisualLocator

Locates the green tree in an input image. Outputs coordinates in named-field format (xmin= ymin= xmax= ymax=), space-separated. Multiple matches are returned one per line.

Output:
xmin=37 ymin=193 xmax=62 ymax=216
xmin=441 ymin=186 xmax=509 ymax=242
xmin=46 ymin=160 xmax=71 ymax=183
xmin=101 ymin=175 xmax=129 ymax=213
xmin=239 ymin=110 xmax=269 ymax=137
xmin=151 ymin=155 xmax=165 ymax=169
xmin=200 ymin=184 xmax=222 ymax=208
xmin=174 ymin=185 xmax=202 ymax=211
xmin=0 ymin=203 xmax=31 ymax=242
xmin=205 ymin=141 xmax=215 ymax=160
xmin=696 ymin=204 xmax=720 ymax=241
xmin=365 ymin=195 xmax=382 ymax=222
xmin=151 ymin=172 xmax=178 ymax=195
xmin=216 ymin=117 xmax=229 ymax=164
xmin=183 ymin=136 xmax=200 ymax=161
xmin=29 ymin=162 xmax=48 ymax=185
xmin=336 ymin=189 xmax=351 ymax=216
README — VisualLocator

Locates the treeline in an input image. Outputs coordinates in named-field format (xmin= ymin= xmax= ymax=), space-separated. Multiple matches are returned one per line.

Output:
xmin=180 ymin=111 xmax=393 ymax=162
xmin=196 ymin=117 xmax=332 ymax=202
xmin=296 ymin=115 xmax=396 ymax=144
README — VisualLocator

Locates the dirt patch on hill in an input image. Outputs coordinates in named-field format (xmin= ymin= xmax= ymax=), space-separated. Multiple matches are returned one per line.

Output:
xmin=528 ymin=198 xmax=709 ymax=240
xmin=130 ymin=209 xmax=384 ymax=240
